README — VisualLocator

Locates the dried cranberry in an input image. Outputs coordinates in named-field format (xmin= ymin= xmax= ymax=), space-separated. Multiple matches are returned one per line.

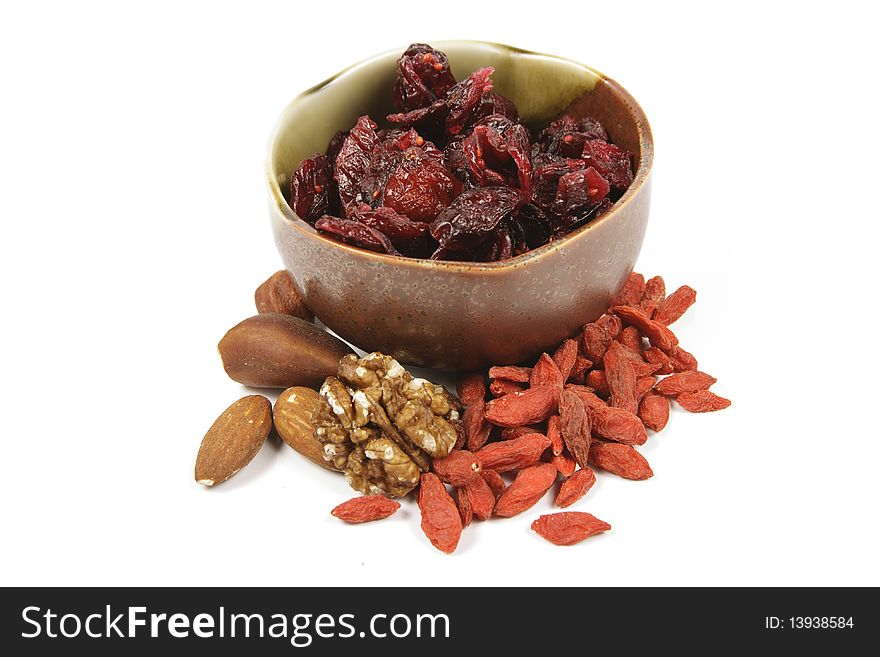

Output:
xmin=334 ymin=115 xmax=379 ymax=213
xmin=315 ymin=215 xmax=399 ymax=255
xmin=382 ymin=147 xmax=463 ymax=222
xmin=530 ymin=153 xmax=584 ymax=210
xmin=581 ymin=139 xmax=634 ymax=190
xmin=471 ymin=91 xmax=519 ymax=126
xmin=289 ymin=154 xmax=333 ymax=223
xmin=554 ymin=197 xmax=613 ymax=234
xmin=504 ymin=216 xmax=527 ymax=255
xmin=386 ymin=100 xmax=448 ymax=142
xmin=546 ymin=131 xmax=597 ymax=158
xmin=389 ymin=67 xmax=497 ymax=143
xmin=349 ymin=204 xmax=432 ymax=257
xmin=476 ymin=224 xmax=514 ymax=261
xmin=393 ymin=44 xmax=457 ymax=112
xmin=536 ymin=114 xmax=607 ymax=152
xmin=552 ymin=167 xmax=611 ymax=221
xmin=460 ymin=118 xmax=531 ymax=196
xmin=443 ymin=137 xmax=477 ymax=187
xmin=325 ymin=130 xmax=349 ymax=164
xmin=360 ymin=129 xmax=435 ymax=209
xmin=513 ymin=204 xmax=553 ymax=250
xmin=430 ymin=186 xmax=523 ymax=251
xmin=445 ymin=67 xmax=494 ymax=137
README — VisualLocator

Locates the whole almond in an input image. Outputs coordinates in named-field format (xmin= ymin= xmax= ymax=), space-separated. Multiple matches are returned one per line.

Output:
xmin=195 ymin=395 xmax=272 ymax=486
xmin=218 ymin=313 xmax=352 ymax=388
xmin=255 ymin=270 xmax=314 ymax=322
xmin=274 ymin=386 xmax=340 ymax=471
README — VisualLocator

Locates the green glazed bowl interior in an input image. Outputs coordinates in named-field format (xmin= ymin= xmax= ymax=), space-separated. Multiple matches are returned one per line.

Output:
xmin=267 ymin=41 xmax=653 ymax=369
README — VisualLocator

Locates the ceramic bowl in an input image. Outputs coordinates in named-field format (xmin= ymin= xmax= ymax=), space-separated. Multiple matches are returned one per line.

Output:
xmin=266 ymin=40 xmax=653 ymax=370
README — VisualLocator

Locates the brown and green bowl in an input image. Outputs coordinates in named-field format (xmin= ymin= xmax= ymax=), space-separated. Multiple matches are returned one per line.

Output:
xmin=266 ymin=40 xmax=653 ymax=370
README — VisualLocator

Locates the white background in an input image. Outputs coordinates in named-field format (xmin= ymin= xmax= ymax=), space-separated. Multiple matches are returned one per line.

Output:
xmin=1 ymin=1 xmax=878 ymax=587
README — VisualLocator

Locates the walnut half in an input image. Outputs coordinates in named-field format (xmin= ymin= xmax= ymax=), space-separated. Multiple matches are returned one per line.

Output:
xmin=314 ymin=353 xmax=462 ymax=497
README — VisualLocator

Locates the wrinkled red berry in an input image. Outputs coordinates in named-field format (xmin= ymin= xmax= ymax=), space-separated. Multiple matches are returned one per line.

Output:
xmin=430 ymin=186 xmax=523 ymax=251
xmin=348 ymin=204 xmax=431 ymax=256
xmin=290 ymin=154 xmax=333 ymax=223
xmin=315 ymin=215 xmax=399 ymax=255
xmin=552 ymin=167 xmax=611 ymax=220
xmin=334 ymin=115 xmax=380 ymax=213
xmin=393 ymin=43 xmax=457 ymax=112
xmin=445 ymin=67 xmax=495 ymax=136
xmin=581 ymin=139 xmax=634 ymax=190
xmin=382 ymin=147 xmax=462 ymax=222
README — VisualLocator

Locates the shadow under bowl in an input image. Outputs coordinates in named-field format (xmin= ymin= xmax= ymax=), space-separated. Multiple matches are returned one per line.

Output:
xmin=267 ymin=40 xmax=653 ymax=370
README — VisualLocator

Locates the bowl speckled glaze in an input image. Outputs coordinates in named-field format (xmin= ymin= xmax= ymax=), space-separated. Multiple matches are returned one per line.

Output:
xmin=267 ymin=41 xmax=653 ymax=370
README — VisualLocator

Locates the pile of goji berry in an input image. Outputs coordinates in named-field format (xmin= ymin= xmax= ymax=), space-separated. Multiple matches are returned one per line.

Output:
xmin=333 ymin=272 xmax=730 ymax=551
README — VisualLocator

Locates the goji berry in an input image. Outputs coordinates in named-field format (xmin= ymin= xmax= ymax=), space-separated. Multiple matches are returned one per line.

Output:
xmin=569 ymin=355 xmax=593 ymax=382
xmin=452 ymin=417 xmax=466 ymax=450
xmin=676 ymin=390 xmax=731 ymax=412
xmin=613 ymin=304 xmax=679 ymax=353
xmin=618 ymin=325 xmax=643 ymax=354
xmin=640 ymin=275 xmax=666 ymax=318
xmin=456 ymin=372 xmax=486 ymax=406
xmin=489 ymin=378 xmax=526 ymax=397
xmin=531 ymin=512 xmax=611 ymax=545
xmin=590 ymin=405 xmax=647 ymax=445
xmin=432 ymin=450 xmax=481 ymax=486
xmin=614 ymin=342 xmax=662 ymax=377
xmin=604 ymin=341 xmax=638 ymax=415
xmin=552 ymin=452 xmax=577 ymax=477
xmin=530 ymin=352 xmax=564 ymax=388
xmin=654 ymin=285 xmax=697 ymax=326
xmin=474 ymin=433 xmax=550 ymax=473
xmin=463 ymin=398 xmax=493 ymax=450
xmin=494 ymin=463 xmax=558 ymax=517
xmin=547 ymin=414 xmax=563 ymax=456
xmin=418 ymin=473 xmax=462 ymax=553
xmin=638 ymin=391 xmax=670 ymax=431
xmin=552 ymin=339 xmax=579 ymax=382
xmin=456 ymin=486 xmax=473 ymax=527
xmin=588 ymin=441 xmax=653 ymax=480
xmin=485 ymin=385 xmax=559 ymax=427
xmin=501 ymin=425 xmax=543 ymax=440
xmin=565 ymin=384 xmax=608 ymax=410
xmin=665 ymin=345 xmax=699 ymax=372
xmin=555 ymin=467 xmax=596 ymax=507
xmin=636 ymin=376 xmax=656 ymax=400
xmin=464 ymin=475 xmax=496 ymax=520
xmin=481 ymin=469 xmax=507 ymax=499
xmin=581 ymin=316 xmax=620 ymax=365
xmin=587 ymin=369 xmax=609 ymax=396
xmin=596 ymin=314 xmax=622 ymax=338
xmin=654 ymin=370 xmax=717 ymax=397
xmin=612 ymin=272 xmax=645 ymax=307
xmin=644 ymin=347 xmax=674 ymax=375
xmin=488 ymin=365 xmax=532 ymax=383
xmin=559 ymin=389 xmax=591 ymax=468
xmin=331 ymin=495 xmax=401 ymax=523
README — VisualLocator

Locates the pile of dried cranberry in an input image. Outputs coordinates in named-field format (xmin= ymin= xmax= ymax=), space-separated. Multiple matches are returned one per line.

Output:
xmin=289 ymin=44 xmax=635 ymax=261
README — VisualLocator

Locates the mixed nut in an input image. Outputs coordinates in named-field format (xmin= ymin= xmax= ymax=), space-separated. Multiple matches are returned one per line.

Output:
xmin=195 ymin=268 xmax=729 ymax=552
xmin=193 ymin=45 xmax=726 ymax=552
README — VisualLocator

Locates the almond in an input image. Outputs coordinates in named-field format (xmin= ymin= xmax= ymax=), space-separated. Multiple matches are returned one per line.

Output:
xmin=218 ymin=313 xmax=352 ymax=388
xmin=274 ymin=386 xmax=340 ymax=470
xmin=195 ymin=395 xmax=272 ymax=486
xmin=254 ymin=270 xmax=314 ymax=322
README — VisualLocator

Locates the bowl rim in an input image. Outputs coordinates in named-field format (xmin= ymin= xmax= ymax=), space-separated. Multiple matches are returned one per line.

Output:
xmin=265 ymin=39 xmax=653 ymax=273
